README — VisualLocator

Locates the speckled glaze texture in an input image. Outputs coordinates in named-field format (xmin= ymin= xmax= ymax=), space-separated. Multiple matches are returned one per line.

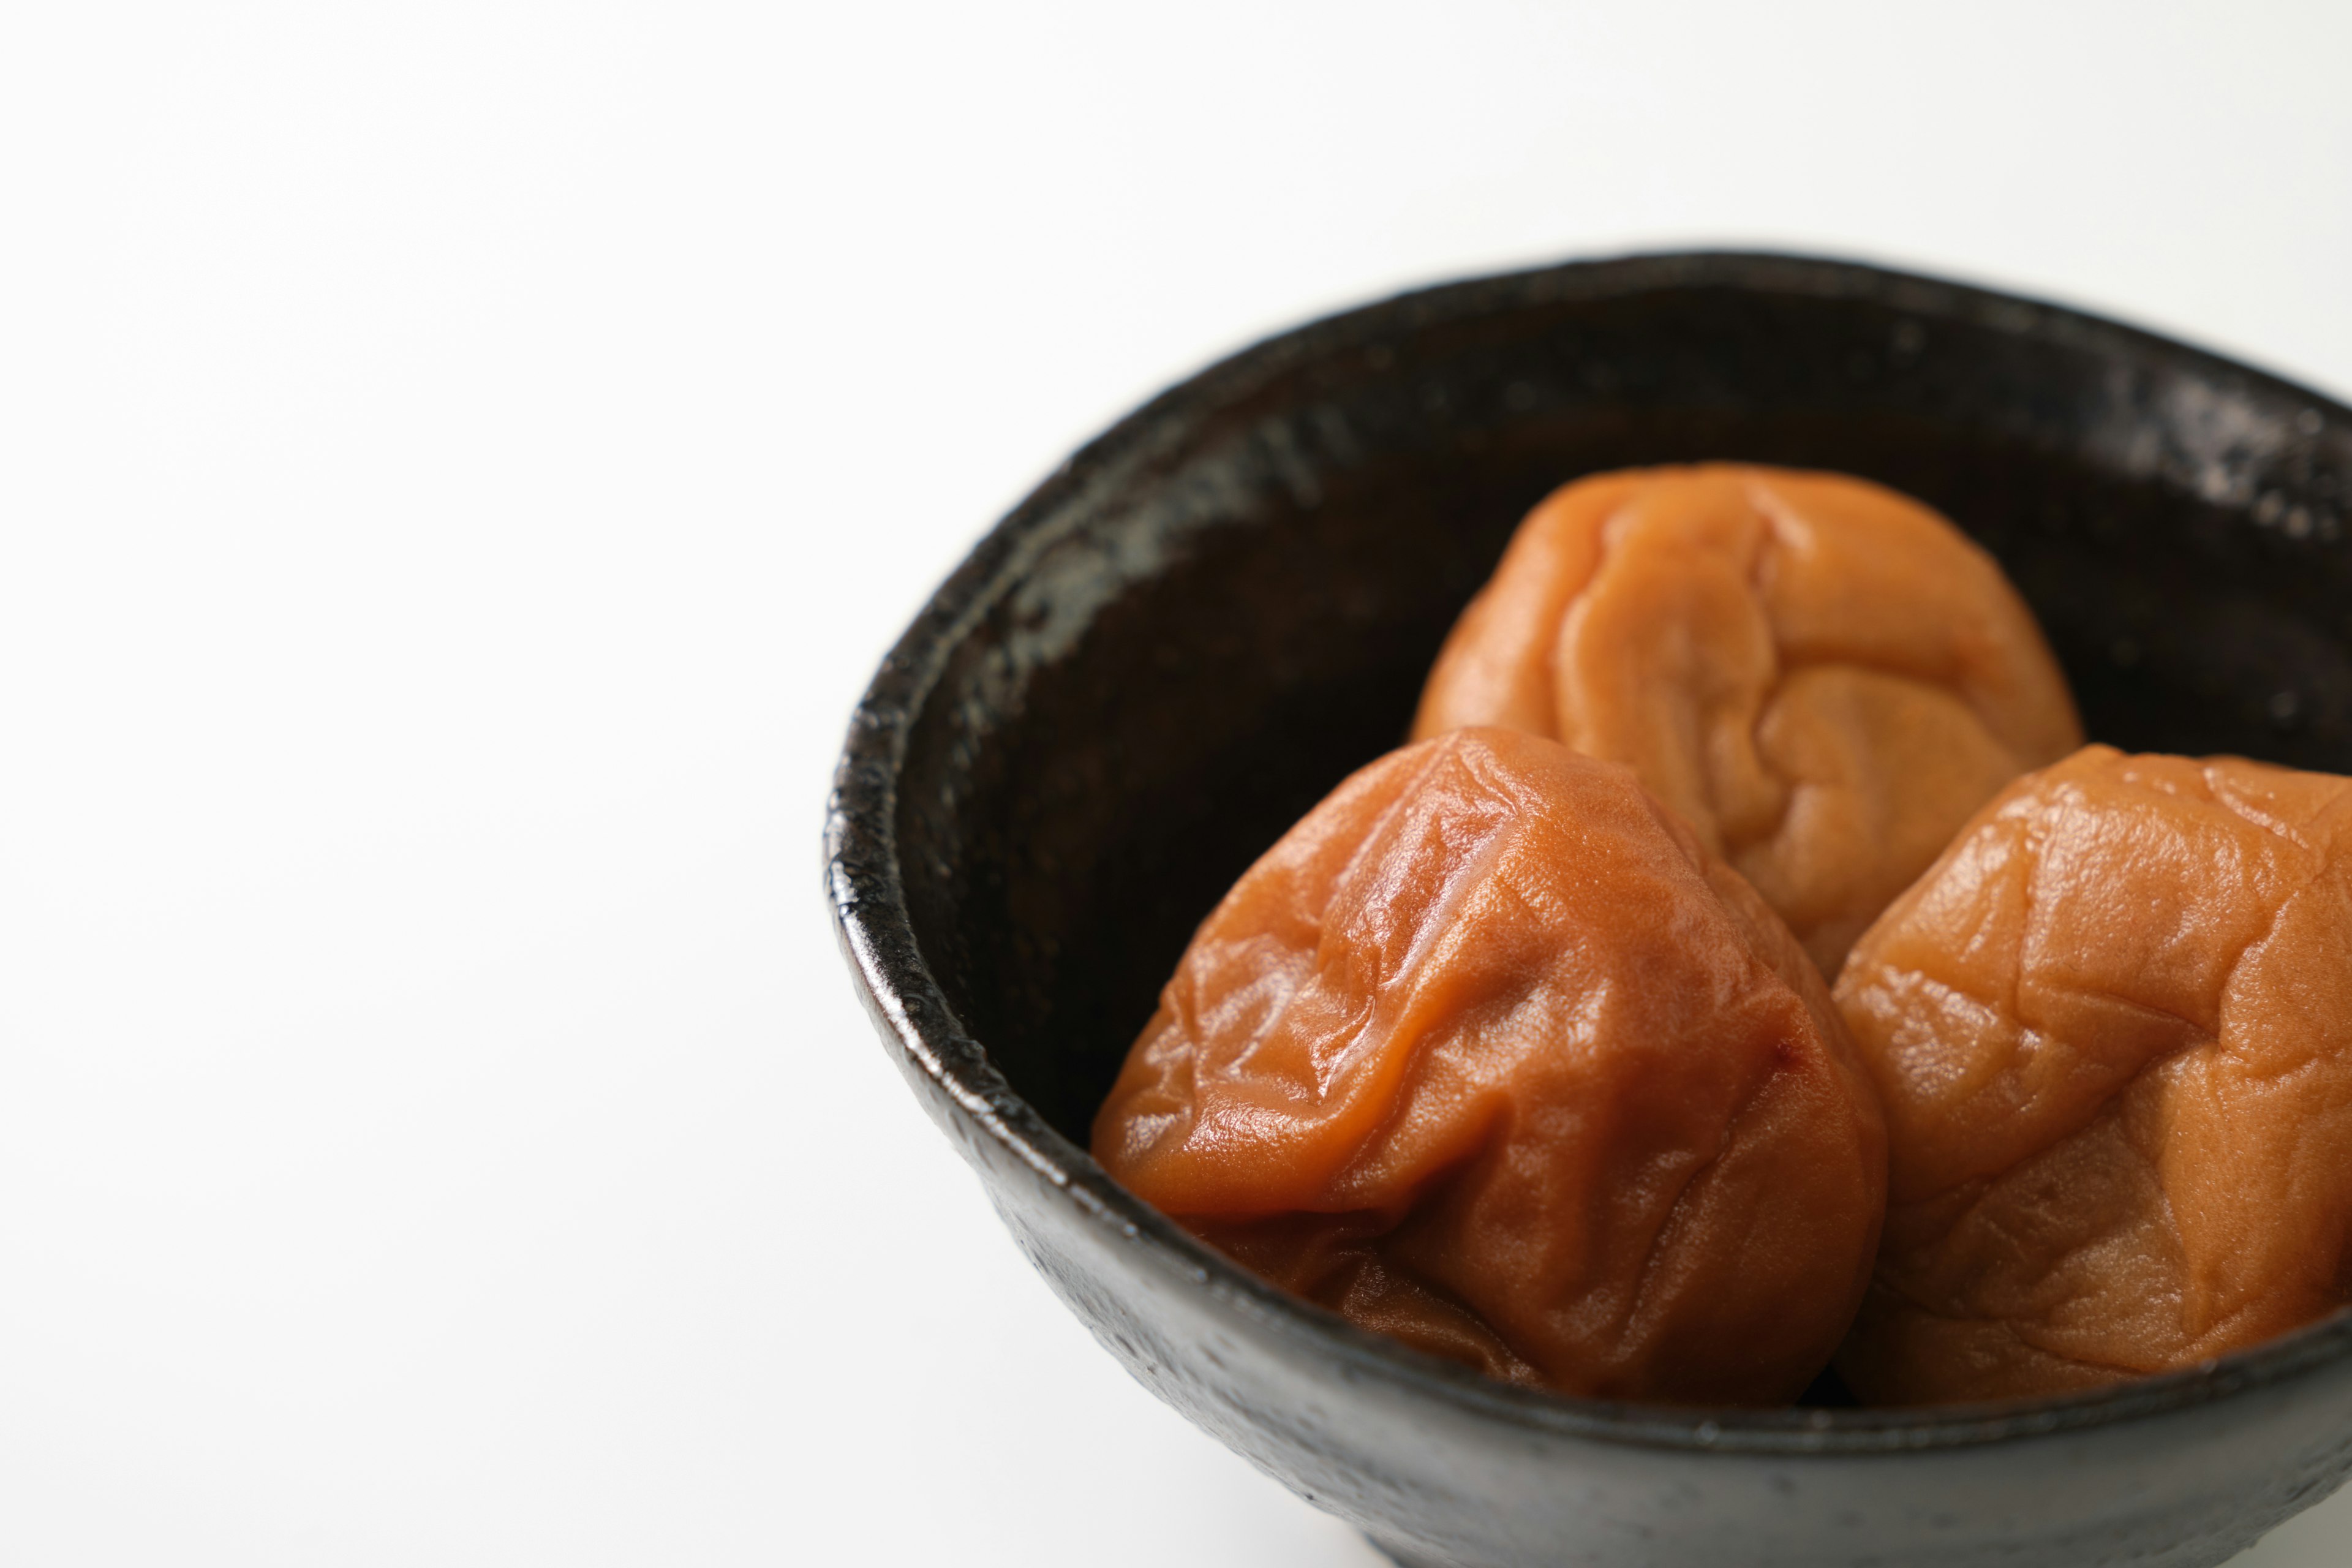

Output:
xmin=824 ymin=252 xmax=2352 ymax=1567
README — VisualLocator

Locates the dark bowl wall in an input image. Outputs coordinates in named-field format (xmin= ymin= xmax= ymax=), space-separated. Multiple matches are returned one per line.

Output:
xmin=830 ymin=252 xmax=2352 ymax=1568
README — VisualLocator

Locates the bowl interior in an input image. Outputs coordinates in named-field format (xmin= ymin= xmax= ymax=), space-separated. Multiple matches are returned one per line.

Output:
xmin=895 ymin=257 xmax=2352 ymax=1192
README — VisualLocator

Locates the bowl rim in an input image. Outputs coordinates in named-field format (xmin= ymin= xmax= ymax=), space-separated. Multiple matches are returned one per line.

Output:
xmin=824 ymin=248 xmax=2352 ymax=1458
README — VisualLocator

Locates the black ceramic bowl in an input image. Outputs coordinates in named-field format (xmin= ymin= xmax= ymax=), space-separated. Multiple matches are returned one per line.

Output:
xmin=825 ymin=252 xmax=2352 ymax=1567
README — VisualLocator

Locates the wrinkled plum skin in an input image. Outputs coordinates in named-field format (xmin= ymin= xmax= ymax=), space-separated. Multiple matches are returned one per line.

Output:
xmin=1835 ymin=745 xmax=2352 ymax=1406
xmin=1091 ymin=728 xmax=1887 ymax=1406
xmin=1412 ymin=465 xmax=2083 ymax=979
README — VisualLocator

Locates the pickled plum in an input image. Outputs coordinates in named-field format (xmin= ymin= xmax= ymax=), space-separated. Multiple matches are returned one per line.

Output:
xmin=1412 ymin=465 xmax=2082 ymax=977
xmin=1834 ymin=745 xmax=2352 ymax=1404
xmin=1092 ymin=728 xmax=1887 ymax=1404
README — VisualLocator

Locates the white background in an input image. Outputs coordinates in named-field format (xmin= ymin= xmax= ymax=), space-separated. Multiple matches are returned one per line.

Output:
xmin=2 ymin=2 xmax=2350 ymax=1564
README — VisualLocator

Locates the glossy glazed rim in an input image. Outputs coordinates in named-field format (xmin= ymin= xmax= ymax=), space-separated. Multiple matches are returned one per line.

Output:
xmin=824 ymin=249 xmax=2352 ymax=1457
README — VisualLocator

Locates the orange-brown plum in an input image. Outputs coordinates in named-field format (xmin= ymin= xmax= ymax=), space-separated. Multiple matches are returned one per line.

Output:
xmin=1091 ymin=727 xmax=1887 ymax=1404
xmin=1412 ymin=465 xmax=2082 ymax=978
xmin=1834 ymin=745 xmax=2352 ymax=1404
